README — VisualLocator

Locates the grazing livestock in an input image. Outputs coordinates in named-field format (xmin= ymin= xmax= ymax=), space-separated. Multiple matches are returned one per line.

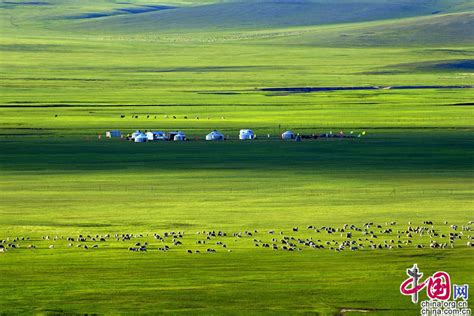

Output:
xmin=1 ymin=220 xmax=468 ymax=257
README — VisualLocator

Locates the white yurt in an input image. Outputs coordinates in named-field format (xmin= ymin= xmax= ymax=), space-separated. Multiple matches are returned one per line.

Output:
xmin=131 ymin=130 xmax=142 ymax=140
xmin=134 ymin=133 xmax=148 ymax=143
xmin=282 ymin=131 xmax=295 ymax=140
xmin=173 ymin=132 xmax=186 ymax=141
xmin=239 ymin=129 xmax=255 ymax=140
xmin=206 ymin=130 xmax=224 ymax=141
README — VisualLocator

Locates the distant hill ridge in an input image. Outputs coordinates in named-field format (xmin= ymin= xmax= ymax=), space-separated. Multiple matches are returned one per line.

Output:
xmin=263 ymin=12 xmax=474 ymax=47
xmin=69 ymin=0 xmax=474 ymax=33
xmin=1 ymin=0 xmax=473 ymax=46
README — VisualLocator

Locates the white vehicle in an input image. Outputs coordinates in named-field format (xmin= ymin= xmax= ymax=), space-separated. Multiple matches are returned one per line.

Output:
xmin=146 ymin=131 xmax=167 ymax=141
xmin=106 ymin=130 xmax=121 ymax=138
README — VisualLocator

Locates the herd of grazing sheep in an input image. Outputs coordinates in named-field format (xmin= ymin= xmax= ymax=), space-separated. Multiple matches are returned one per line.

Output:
xmin=1 ymin=221 xmax=472 ymax=255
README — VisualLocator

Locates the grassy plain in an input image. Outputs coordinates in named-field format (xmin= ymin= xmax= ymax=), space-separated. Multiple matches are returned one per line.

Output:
xmin=0 ymin=0 xmax=473 ymax=314
xmin=1 ymin=135 xmax=473 ymax=314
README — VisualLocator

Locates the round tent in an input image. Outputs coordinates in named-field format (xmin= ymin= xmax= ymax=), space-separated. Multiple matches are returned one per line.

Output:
xmin=239 ymin=129 xmax=255 ymax=140
xmin=282 ymin=131 xmax=295 ymax=140
xmin=206 ymin=130 xmax=224 ymax=141
xmin=134 ymin=133 xmax=148 ymax=143
xmin=174 ymin=132 xmax=186 ymax=141
xmin=131 ymin=130 xmax=142 ymax=140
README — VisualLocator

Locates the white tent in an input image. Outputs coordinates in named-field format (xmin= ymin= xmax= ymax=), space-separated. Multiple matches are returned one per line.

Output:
xmin=106 ymin=130 xmax=121 ymax=138
xmin=206 ymin=130 xmax=224 ymax=141
xmin=134 ymin=133 xmax=148 ymax=143
xmin=239 ymin=129 xmax=255 ymax=140
xmin=282 ymin=131 xmax=295 ymax=140
xmin=131 ymin=130 xmax=142 ymax=140
xmin=173 ymin=132 xmax=186 ymax=141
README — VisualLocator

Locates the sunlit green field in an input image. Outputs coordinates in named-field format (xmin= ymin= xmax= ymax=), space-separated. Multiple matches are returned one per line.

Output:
xmin=0 ymin=0 xmax=473 ymax=314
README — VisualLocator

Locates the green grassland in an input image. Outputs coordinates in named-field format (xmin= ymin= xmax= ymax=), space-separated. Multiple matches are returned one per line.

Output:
xmin=0 ymin=0 xmax=473 ymax=314
xmin=1 ymin=136 xmax=473 ymax=314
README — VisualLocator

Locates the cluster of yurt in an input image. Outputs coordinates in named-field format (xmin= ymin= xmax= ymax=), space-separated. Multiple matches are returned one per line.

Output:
xmin=109 ymin=128 xmax=362 ymax=143
xmin=129 ymin=130 xmax=187 ymax=142
xmin=205 ymin=129 xmax=256 ymax=141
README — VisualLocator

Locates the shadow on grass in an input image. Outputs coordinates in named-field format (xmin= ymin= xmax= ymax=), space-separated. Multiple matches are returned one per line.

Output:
xmin=0 ymin=133 xmax=473 ymax=174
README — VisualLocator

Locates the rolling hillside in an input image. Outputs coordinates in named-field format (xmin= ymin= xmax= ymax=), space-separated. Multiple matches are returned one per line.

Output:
xmin=66 ymin=0 xmax=474 ymax=34
xmin=2 ymin=0 xmax=473 ymax=48
xmin=1 ymin=1 xmax=473 ymax=314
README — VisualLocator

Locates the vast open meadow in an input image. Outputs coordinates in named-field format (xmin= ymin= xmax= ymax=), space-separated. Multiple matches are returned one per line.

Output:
xmin=0 ymin=0 xmax=473 ymax=314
